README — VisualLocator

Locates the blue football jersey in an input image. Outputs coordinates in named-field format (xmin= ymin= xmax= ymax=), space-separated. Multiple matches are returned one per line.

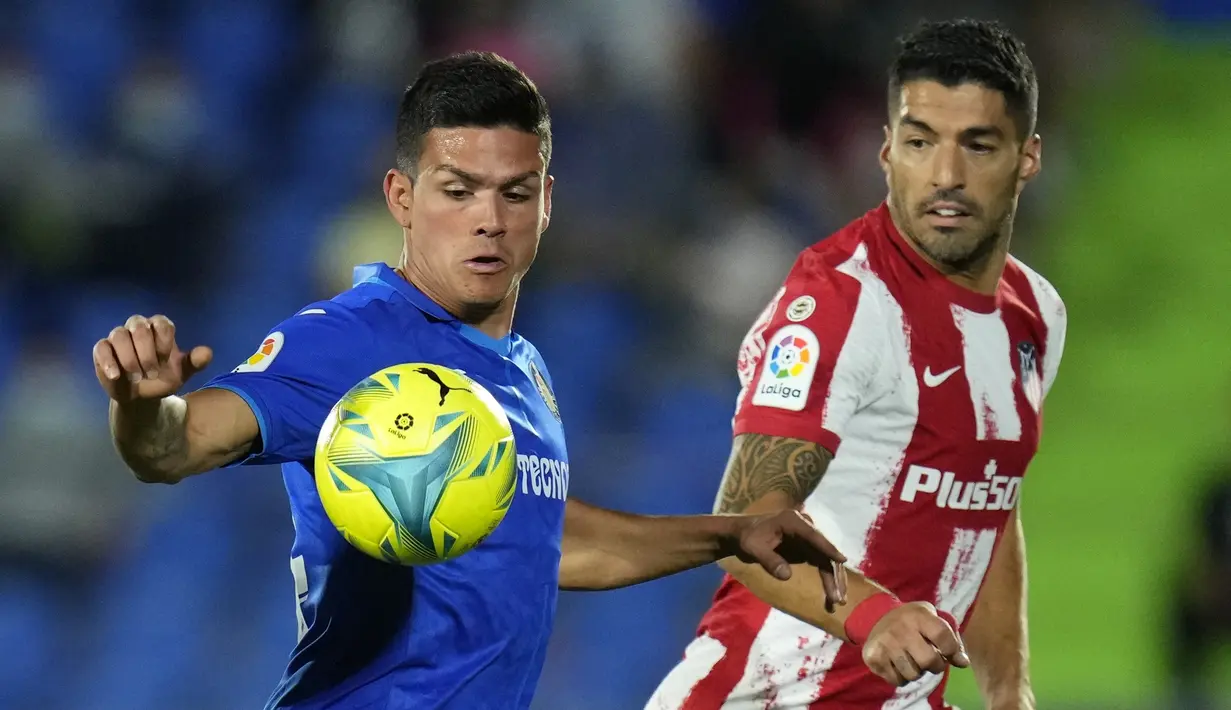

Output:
xmin=201 ymin=263 xmax=570 ymax=710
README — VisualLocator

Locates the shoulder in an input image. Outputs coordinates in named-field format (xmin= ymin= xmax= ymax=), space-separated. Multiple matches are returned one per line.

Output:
xmin=512 ymin=328 xmax=556 ymax=377
xmin=792 ymin=204 xmax=900 ymax=298
xmin=1005 ymin=256 xmax=1068 ymax=391
xmin=512 ymin=335 xmax=548 ymax=370
xmin=276 ymin=280 xmax=437 ymax=342
xmin=240 ymin=299 xmax=375 ymax=365
xmin=226 ymin=281 xmax=433 ymax=380
xmin=776 ymin=235 xmax=890 ymax=335
xmin=1004 ymin=256 xmax=1067 ymax=332
xmin=328 ymin=280 xmax=426 ymax=328
xmin=744 ymin=241 xmax=892 ymax=380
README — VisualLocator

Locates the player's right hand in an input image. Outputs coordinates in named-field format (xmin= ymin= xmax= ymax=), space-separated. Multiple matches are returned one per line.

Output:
xmin=94 ymin=315 xmax=213 ymax=403
xmin=861 ymin=602 xmax=970 ymax=687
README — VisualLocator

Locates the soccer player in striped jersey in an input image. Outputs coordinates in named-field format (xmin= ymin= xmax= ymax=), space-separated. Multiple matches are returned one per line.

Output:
xmin=648 ymin=19 xmax=1064 ymax=710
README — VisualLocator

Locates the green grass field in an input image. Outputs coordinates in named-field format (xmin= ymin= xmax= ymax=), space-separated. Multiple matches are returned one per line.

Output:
xmin=944 ymin=33 xmax=1231 ymax=708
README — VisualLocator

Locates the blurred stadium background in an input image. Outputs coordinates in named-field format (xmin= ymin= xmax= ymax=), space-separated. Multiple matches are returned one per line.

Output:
xmin=2 ymin=0 xmax=1230 ymax=708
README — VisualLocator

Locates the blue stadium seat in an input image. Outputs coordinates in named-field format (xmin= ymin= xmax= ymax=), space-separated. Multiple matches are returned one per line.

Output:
xmin=1156 ymin=0 xmax=1231 ymax=21
xmin=0 ymin=282 xmax=18 ymax=400
xmin=611 ymin=378 xmax=739 ymax=512
xmin=28 ymin=0 xmax=136 ymax=150
xmin=0 ymin=572 xmax=59 ymax=709
xmin=287 ymin=81 xmax=392 ymax=196
xmin=63 ymin=477 xmax=238 ymax=709
xmin=547 ymin=101 xmax=689 ymax=221
xmin=539 ymin=378 xmax=735 ymax=707
xmin=176 ymin=0 xmax=296 ymax=173
xmin=197 ymin=195 xmax=335 ymax=368
xmin=516 ymin=283 xmax=644 ymax=437
xmin=549 ymin=564 xmax=720 ymax=709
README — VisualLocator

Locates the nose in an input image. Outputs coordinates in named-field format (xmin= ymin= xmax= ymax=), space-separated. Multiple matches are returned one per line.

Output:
xmin=473 ymin=192 xmax=507 ymax=239
xmin=931 ymin=143 xmax=966 ymax=191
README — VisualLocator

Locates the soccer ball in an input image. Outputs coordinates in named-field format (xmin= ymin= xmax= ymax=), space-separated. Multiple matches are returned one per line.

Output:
xmin=314 ymin=363 xmax=517 ymax=565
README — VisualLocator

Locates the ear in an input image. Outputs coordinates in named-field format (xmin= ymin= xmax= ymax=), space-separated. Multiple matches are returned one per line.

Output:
xmin=879 ymin=125 xmax=893 ymax=178
xmin=541 ymin=174 xmax=554 ymax=234
xmin=1017 ymin=134 xmax=1042 ymax=194
xmin=384 ymin=169 xmax=414 ymax=228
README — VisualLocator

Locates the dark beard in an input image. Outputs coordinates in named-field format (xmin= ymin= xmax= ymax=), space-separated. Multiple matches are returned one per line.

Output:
xmin=918 ymin=226 xmax=1002 ymax=277
xmin=457 ymin=279 xmax=519 ymax=325
xmin=457 ymin=299 xmax=504 ymax=323
xmin=889 ymin=190 xmax=1009 ymax=279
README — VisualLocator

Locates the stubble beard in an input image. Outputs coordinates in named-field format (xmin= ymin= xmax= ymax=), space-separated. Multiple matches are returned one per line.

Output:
xmin=914 ymin=222 xmax=1004 ymax=277
xmin=456 ymin=274 xmax=520 ymax=325
xmin=889 ymin=186 xmax=1014 ymax=280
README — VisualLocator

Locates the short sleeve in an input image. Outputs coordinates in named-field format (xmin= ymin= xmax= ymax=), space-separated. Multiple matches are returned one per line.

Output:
xmin=1016 ymin=261 xmax=1067 ymax=399
xmin=733 ymin=250 xmax=886 ymax=454
xmin=200 ymin=306 xmax=379 ymax=466
xmin=1040 ymin=295 xmax=1066 ymax=399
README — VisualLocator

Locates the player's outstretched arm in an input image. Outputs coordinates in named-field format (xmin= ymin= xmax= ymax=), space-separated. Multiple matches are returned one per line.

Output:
xmin=95 ymin=315 xmax=259 ymax=484
xmin=558 ymin=500 xmax=848 ymax=600
xmin=961 ymin=508 xmax=1034 ymax=710
xmin=714 ymin=433 xmax=883 ymax=631
xmin=714 ymin=432 xmax=970 ymax=687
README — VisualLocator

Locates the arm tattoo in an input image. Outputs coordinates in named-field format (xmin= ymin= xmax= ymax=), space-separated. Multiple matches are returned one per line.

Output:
xmin=714 ymin=433 xmax=833 ymax=514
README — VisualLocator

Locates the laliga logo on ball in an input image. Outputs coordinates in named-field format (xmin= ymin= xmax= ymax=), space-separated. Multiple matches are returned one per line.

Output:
xmin=314 ymin=363 xmax=518 ymax=566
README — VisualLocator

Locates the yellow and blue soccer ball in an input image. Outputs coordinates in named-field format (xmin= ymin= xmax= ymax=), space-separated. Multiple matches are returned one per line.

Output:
xmin=314 ymin=363 xmax=517 ymax=565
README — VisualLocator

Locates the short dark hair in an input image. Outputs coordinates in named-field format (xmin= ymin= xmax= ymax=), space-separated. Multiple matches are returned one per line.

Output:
xmin=395 ymin=51 xmax=552 ymax=176
xmin=889 ymin=19 xmax=1038 ymax=140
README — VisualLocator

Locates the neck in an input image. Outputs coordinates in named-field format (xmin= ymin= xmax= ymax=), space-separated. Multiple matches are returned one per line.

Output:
xmin=394 ymin=263 xmax=516 ymax=340
xmin=937 ymin=240 xmax=1008 ymax=296
xmin=462 ymin=290 xmax=517 ymax=340
xmin=887 ymin=203 xmax=1010 ymax=297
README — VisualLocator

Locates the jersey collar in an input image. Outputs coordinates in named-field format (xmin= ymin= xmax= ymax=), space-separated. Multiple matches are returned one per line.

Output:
xmin=352 ymin=263 xmax=457 ymax=322
xmin=875 ymin=202 xmax=1000 ymax=314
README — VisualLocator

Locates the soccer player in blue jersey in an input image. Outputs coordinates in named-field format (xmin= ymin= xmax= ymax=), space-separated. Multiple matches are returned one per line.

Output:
xmin=92 ymin=52 xmax=848 ymax=709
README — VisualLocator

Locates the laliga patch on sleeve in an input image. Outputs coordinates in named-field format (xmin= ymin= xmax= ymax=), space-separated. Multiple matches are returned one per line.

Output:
xmin=751 ymin=325 xmax=819 ymax=411
xmin=233 ymin=332 xmax=284 ymax=373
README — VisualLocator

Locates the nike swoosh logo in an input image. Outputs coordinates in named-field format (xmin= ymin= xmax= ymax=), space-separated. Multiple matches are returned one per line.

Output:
xmin=923 ymin=365 xmax=961 ymax=387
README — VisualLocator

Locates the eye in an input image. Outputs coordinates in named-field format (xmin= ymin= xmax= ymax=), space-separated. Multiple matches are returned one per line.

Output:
xmin=905 ymin=138 xmax=929 ymax=149
xmin=504 ymin=191 xmax=531 ymax=203
xmin=445 ymin=189 xmax=470 ymax=199
xmin=969 ymin=143 xmax=995 ymax=155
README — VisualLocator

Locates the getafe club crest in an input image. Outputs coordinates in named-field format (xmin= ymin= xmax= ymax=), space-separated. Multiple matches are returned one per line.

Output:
xmin=528 ymin=361 xmax=561 ymax=421
xmin=1017 ymin=341 xmax=1042 ymax=412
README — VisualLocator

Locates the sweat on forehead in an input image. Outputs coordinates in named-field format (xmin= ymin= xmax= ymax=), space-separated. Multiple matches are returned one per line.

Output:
xmin=405 ymin=126 xmax=548 ymax=184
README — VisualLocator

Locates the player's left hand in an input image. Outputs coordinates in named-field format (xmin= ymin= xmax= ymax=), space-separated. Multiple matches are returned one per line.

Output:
xmin=728 ymin=510 xmax=849 ymax=611
xmin=861 ymin=602 xmax=970 ymax=686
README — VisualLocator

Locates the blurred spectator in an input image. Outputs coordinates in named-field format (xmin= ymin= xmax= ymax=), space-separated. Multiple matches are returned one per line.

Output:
xmin=1170 ymin=466 xmax=1231 ymax=710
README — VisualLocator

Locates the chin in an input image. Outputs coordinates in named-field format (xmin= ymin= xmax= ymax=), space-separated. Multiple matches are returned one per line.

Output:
xmin=927 ymin=244 xmax=982 ymax=267
xmin=927 ymin=234 xmax=1002 ymax=272
xmin=462 ymin=283 xmax=514 ymax=309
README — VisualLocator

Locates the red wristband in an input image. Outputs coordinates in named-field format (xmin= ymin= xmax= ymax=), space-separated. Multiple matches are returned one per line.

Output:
xmin=844 ymin=592 xmax=903 ymax=646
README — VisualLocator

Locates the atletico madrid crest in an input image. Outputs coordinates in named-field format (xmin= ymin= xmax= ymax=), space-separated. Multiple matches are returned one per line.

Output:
xmin=1017 ymin=341 xmax=1042 ymax=412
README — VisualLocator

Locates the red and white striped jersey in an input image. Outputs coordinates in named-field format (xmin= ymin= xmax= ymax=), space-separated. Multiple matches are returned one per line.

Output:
xmin=648 ymin=203 xmax=1067 ymax=710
